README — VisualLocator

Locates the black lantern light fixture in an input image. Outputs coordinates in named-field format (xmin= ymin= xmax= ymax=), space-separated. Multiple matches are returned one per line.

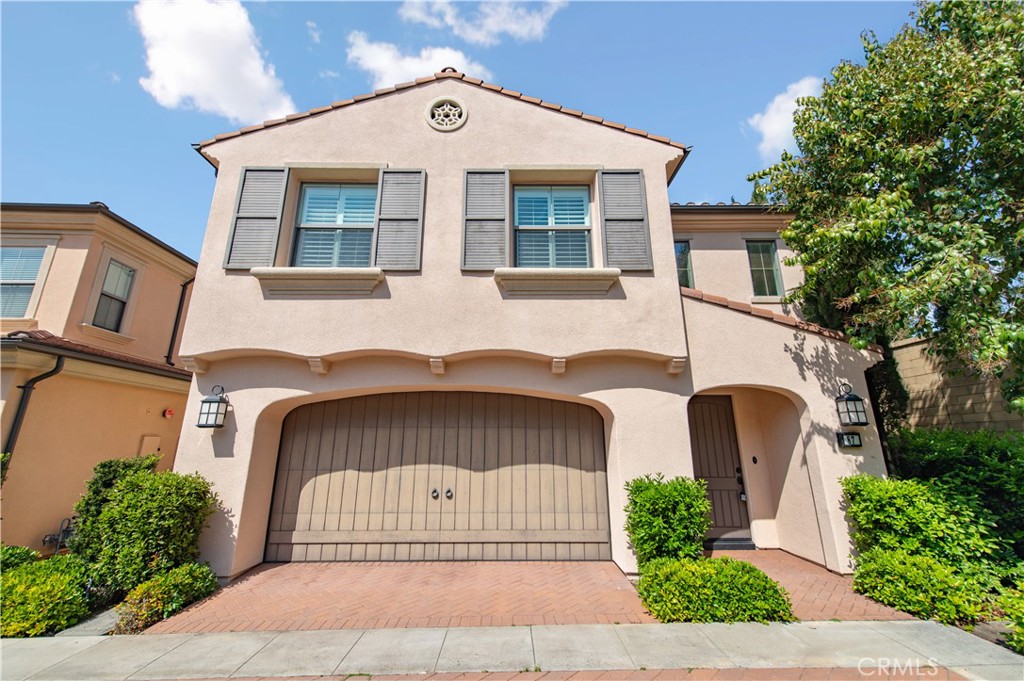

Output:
xmin=835 ymin=382 xmax=869 ymax=426
xmin=197 ymin=385 xmax=229 ymax=429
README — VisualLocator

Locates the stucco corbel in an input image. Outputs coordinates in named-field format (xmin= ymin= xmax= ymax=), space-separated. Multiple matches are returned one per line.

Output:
xmin=665 ymin=357 xmax=687 ymax=375
xmin=551 ymin=358 xmax=567 ymax=375
xmin=180 ymin=356 xmax=208 ymax=374
xmin=429 ymin=357 xmax=445 ymax=375
xmin=307 ymin=357 xmax=331 ymax=375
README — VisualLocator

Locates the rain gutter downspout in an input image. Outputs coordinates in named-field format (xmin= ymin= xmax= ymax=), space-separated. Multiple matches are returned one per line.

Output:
xmin=165 ymin=277 xmax=195 ymax=366
xmin=3 ymin=356 xmax=65 ymax=455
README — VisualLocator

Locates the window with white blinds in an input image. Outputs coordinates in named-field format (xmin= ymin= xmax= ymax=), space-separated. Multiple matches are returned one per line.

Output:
xmin=513 ymin=186 xmax=590 ymax=267
xmin=0 ymin=246 xmax=45 ymax=318
xmin=294 ymin=184 xmax=378 ymax=267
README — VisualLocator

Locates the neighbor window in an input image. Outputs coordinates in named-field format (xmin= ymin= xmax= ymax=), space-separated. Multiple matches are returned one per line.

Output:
xmin=294 ymin=184 xmax=378 ymax=267
xmin=93 ymin=259 xmax=136 ymax=331
xmin=674 ymin=241 xmax=693 ymax=288
xmin=514 ymin=186 xmax=591 ymax=267
xmin=0 ymin=247 xmax=45 ymax=318
xmin=746 ymin=240 xmax=783 ymax=297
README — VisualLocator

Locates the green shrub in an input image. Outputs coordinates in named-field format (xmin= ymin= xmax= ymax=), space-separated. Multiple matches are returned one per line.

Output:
xmin=1000 ymin=583 xmax=1024 ymax=654
xmin=0 ymin=555 xmax=90 ymax=637
xmin=637 ymin=557 xmax=795 ymax=623
xmin=1 ymin=544 xmax=40 ymax=571
xmin=1 ymin=451 xmax=10 ymax=486
xmin=114 ymin=563 xmax=219 ymax=634
xmin=852 ymin=548 xmax=987 ymax=625
xmin=841 ymin=475 xmax=1000 ymax=568
xmin=69 ymin=454 xmax=161 ymax=564
xmin=93 ymin=470 xmax=216 ymax=593
xmin=889 ymin=428 xmax=1024 ymax=559
xmin=624 ymin=474 xmax=711 ymax=566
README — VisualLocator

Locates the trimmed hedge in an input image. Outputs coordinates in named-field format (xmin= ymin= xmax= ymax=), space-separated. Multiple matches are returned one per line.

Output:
xmin=114 ymin=563 xmax=219 ymax=634
xmin=637 ymin=557 xmax=795 ymax=623
xmin=852 ymin=548 xmax=986 ymax=625
xmin=624 ymin=474 xmax=711 ymax=565
xmin=1001 ymin=583 xmax=1024 ymax=654
xmin=0 ymin=555 xmax=91 ymax=637
xmin=93 ymin=470 xmax=216 ymax=593
xmin=1 ymin=544 xmax=40 ymax=571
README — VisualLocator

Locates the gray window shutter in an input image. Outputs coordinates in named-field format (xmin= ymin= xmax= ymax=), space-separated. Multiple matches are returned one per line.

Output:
xmin=374 ymin=169 xmax=425 ymax=270
xmin=462 ymin=170 xmax=509 ymax=270
xmin=225 ymin=168 xmax=287 ymax=269
xmin=599 ymin=170 xmax=652 ymax=271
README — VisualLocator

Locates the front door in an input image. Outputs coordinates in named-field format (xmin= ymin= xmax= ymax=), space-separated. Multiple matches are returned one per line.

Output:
xmin=688 ymin=396 xmax=750 ymax=539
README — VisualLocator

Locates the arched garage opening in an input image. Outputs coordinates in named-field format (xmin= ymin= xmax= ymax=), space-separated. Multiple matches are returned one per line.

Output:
xmin=266 ymin=391 xmax=611 ymax=562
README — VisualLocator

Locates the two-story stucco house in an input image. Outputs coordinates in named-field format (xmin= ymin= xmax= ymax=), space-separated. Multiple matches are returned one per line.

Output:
xmin=1 ymin=202 xmax=196 ymax=551
xmin=174 ymin=71 xmax=887 ymax=581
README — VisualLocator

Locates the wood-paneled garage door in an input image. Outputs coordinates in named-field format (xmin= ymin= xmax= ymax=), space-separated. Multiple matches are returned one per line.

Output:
xmin=266 ymin=392 xmax=611 ymax=561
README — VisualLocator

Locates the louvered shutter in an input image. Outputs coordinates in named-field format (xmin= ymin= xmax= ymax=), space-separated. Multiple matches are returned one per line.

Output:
xmin=374 ymin=170 xmax=425 ymax=270
xmin=225 ymin=168 xmax=287 ymax=269
xmin=462 ymin=170 xmax=509 ymax=270
xmin=599 ymin=170 xmax=652 ymax=271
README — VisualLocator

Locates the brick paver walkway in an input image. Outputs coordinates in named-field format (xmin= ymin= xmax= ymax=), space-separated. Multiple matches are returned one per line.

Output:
xmin=710 ymin=549 xmax=913 ymax=621
xmin=147 ymin=561 xmax=655 ymax=634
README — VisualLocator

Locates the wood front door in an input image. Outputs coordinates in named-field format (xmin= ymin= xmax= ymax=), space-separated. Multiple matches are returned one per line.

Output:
xmin=688 ymin=395 xmax=750 ymax=539
xmin=266 ymin=391 xmax=611 ymax=561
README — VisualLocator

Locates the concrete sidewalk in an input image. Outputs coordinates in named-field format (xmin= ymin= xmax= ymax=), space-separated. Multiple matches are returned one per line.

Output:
xmin=2 ymin=621 xmax=1021 ymax=681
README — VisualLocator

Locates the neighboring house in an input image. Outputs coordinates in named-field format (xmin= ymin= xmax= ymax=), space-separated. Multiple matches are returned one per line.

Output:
xmin=893 ymin=338 xmax=1023 ymax=432
xmin=0 ymin=202 xmax=196 ymax=551
xmin=175 ymin=70 xmax=887 ymax=581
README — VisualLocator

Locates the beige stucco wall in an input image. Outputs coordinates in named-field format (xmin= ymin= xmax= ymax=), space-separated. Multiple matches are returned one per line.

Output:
xmin=0 ymin=350 xmax=189 ymax=551
xmin=893 ymin=338 xmax=1023 ymax=432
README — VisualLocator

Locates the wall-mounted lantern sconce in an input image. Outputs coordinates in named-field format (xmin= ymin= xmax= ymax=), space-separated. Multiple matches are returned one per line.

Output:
xmin=197 ymin=385 xmax=229 ymax=429
xmin=835 ymin=382 xmax=869 ymax=426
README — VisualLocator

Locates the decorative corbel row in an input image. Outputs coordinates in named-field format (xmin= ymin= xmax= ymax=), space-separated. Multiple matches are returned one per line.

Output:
xmin=429 ymin=357 xmax=445 ymax=375
xmin=666 ymin=357 xmax=687 ymax=375
xmin=307 ymin=357 xmax=331 ymax=375
xmin=551 ymin=358 xmax=567 ymax=375
xmin=180 ymin=356 xmax=208 ymax=375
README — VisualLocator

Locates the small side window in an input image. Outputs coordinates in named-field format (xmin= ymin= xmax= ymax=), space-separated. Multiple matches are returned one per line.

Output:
xmin=513 ymin=186 xmax=591 ymax=268
xmin=293 ymin=184 xmax=378 ymax=267
xmin=745 ymin=240 xmax=783 ymax=297
xmin=674 ymin=241 xmax=693 ymax=288
xmin=93 ymin=260 xmax=136 ymax=332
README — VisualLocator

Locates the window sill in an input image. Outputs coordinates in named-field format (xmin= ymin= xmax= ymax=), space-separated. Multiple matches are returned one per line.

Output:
xmin=493 ymin=267 xmax=621 ymax=296
xmin=251 ymin=267 xmax=384 ymax=297
xmin=751 ymin=295 xmax=785 ymax=304
xmin=78 ymin=323 xmax=135 ymax=344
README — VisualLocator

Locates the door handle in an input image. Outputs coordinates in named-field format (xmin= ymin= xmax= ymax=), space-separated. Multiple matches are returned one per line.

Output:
xmin=445 ymin=488 xmax=454 ymax=500
xmin=431 ymin=488 xmax=439 ymax=500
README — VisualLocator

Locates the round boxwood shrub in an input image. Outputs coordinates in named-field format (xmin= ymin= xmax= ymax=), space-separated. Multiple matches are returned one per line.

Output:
xmin=637 ymin=557 xmax=795 ymax=623
xmin=1 ymin=555 xmax=90 ymax=637
xmin=93 ymin=470 xmax=216 ymax=593
xmin=852 ymin=548 xmax=987 ymax=625
xmin=625 ymin=474 xmax=711 ymax=565
xmin=114 ymin=562 xmax=219 ymax=634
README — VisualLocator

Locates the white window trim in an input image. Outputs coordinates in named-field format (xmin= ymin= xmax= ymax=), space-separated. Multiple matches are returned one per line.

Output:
xmin=512 ymin=184 xmax=594 ymax=268
xmin=674 ymin=239 xmax=694 ymax=289
xmin=291 ymin=179 xmax=381 ymax=269
xmin=0 ymin=235 xmax=60 ymax=321
xmin=81 ymin=246 xmax=145 ymax=339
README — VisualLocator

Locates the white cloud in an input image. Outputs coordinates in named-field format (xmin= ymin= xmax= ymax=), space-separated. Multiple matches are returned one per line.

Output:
xmin=108 ymin=71 xmax=122 ymax=84
xmin=134 ymin=0 xmax=296 ymax=125
xmin=306 ymin=20 xmax=321 ymax=45
xmin=346 ymin=31 xmax=493 ymax=89
xmin=398 ymin=0 xmax=565 ymax=46
xmin=747 ymin=76 xmax=821 ymax=162
xmin=318 ymin=69 xmax=340 ymax=80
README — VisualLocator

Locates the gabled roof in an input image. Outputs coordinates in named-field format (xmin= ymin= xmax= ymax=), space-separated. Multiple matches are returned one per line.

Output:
xmin=195 ymin=69 xmax=691 ymax=160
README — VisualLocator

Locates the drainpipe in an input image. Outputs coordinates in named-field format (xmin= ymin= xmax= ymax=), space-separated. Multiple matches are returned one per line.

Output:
xmin=3 ymin=356 xmax=65 ymax=456
xmin=165 ymin=277 xmax=194 ymax=366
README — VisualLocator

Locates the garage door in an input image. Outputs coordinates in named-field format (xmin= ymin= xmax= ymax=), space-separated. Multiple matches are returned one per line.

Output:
xmin=266 ymin=391 xmax=610 ymax=561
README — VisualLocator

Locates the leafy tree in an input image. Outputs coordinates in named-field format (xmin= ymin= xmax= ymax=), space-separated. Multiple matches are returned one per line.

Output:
xmin=750 ymin=1 xmax=1024 ymax=411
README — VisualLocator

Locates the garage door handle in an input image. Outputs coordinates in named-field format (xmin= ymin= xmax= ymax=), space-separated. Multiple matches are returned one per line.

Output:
xmin=445 ymin=488 xmax=453 ymax=500
xmin=431 ymin=488 xmax=439 ymax=500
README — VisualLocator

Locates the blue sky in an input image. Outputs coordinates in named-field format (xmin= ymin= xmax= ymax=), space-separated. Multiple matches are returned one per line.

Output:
xmin=2 ymin=1 xmax=916 ymax=259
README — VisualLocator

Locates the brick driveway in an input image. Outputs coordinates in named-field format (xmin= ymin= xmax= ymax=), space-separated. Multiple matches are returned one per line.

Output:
xmin=147 ymin=562 xmax=655 ymax=634
xmin=710 ymin=549 xmax=913 ymax=621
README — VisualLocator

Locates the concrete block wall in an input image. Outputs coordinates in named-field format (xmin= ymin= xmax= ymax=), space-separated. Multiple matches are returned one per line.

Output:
xmin=892 ymin=338 xmax=1022 ymax=431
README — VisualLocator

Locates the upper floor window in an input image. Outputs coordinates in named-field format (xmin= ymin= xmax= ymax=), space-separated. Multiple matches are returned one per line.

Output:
xmin=294 ymin=184 xmax=378 ymax=267
xmin=0 ymin=247 xmax=45 ymax=318
xmin=674 ymin=240 xmax=693 ymax=288
xmin=514 ymin=186 xmax=590 ymax=268
xmin=746 ymin=240 xmax=783 ymax=297
xmin=93 ymin=259 xmax=136 ymax=331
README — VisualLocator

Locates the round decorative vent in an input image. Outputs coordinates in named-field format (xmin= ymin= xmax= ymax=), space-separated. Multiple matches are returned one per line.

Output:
xmin=426 ymin=97 xmax=467 ymax=131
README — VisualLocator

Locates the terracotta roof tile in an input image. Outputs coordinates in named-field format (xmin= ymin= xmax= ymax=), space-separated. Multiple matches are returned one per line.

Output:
xmin=680 ymin=289 xmax=883 ymax=355
xmin=2 ymin=330 xmax=192 ymax=378
xmin=196 ymin=70 xmax=691 ymax=153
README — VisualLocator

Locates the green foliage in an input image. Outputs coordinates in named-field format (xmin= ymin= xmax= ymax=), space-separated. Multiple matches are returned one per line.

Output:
xmin=93 ymin=470 xmax=216 ymax=593
xmin=114 ymin=563 xmax=219 ymax=634
xmin=1 ymin=544 xmax=40 ymax=571
xmin=624 ymin=474 xmax=711 ymax=566
xmin=1000 ymin=583 xmax=1024 ymax=654
xmin=852 ymin=549 xmax=986 ymax=625
xmin=69 ymin=454 xmax=161 ymax=564
xmin=0 ymin=555 xmax=91 ymax=637
xmin=748 ymin=1 xmax=1024 ymax=410
xmin=864 ymin=346 xmax=910 ymax=436
xmin=1 ymin=451 xmax=10 ymax=486
xmin=889 ymin=428 xmax=1024 ymax=559
xmin=637 ymin=557 xmax=795 ymax=623
xmin=841 ymin=474 xmax=1000 ymax=568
